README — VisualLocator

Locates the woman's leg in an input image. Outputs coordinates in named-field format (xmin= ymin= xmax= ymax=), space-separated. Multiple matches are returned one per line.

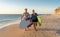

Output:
xmin=36 ymin=22 xmax=37 ymax=26
xmin=25 ymin=18 xmax=33 ymax=31
xmin=34 ymin=22 xmax=37 ymax=31
xmin=25 ymin=22 xmax=33 ymax=31
xmin=27 ymin=18 xmax=33 ymax=28
xmin=27 ymin=22 xmax=33 ymax=28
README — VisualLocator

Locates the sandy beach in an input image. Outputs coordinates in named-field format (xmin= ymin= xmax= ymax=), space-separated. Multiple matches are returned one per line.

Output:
xmin=0 ymin=15 xmax=60 ymax=37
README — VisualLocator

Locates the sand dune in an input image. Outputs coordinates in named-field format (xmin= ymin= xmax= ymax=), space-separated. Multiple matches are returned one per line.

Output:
xmin=0 ymin=15 xmax=60 ymax=37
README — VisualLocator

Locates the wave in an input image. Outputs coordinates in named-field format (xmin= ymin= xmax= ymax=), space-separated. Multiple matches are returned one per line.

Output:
xmin=0 ymin=19 xmax=20 ymax=29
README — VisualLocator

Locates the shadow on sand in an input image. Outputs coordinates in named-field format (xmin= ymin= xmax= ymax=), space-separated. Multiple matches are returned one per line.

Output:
xmin=56 ymin=30 xmax=60 ymax=34
xmin=28 ymin=28 xmax=60 ymax=34
xmin=38 ymin=28 xmax=60 ymax=34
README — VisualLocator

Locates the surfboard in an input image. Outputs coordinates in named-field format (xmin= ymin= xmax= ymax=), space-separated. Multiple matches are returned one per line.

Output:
xmin=37 ymin=16 xmax=42 ymax=26
xmin=19 ymin=19 xmax=31 ymax=29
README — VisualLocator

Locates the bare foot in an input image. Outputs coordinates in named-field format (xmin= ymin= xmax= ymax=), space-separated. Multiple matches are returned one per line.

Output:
xmin=24 ymin=28 xmax=29 ymax=31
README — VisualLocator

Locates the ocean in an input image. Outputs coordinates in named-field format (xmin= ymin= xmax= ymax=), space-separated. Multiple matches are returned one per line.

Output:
xmin=0 ymin=14 xmax=46 ymax=29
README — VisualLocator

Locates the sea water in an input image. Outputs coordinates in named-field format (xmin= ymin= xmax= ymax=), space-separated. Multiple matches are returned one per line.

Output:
xmin=0 ymin=14 xmax=21 ymax=29
xmin=0 ymin=14 xmax=46 ymax=29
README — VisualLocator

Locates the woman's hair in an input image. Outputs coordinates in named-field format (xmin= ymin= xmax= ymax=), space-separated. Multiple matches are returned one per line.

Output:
xmin=32 ymin=9 xmax=35 ymax=11
xmin=24 ymin=8 xmax=27 ymax=10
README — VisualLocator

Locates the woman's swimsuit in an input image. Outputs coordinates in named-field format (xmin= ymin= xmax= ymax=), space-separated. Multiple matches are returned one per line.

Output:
xmin=31 ymin=13 xmax=38 ymax=22
xmin=24 ymin=13 xmax=30 ymax=20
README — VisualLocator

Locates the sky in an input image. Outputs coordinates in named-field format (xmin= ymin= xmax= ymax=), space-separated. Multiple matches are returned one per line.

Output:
xmin=0 ymin=0 xmax=60 ymax=14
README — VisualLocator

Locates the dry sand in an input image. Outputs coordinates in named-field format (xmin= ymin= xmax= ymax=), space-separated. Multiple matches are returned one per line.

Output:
xmin=0 ymin=15 xmax=60 ymax=37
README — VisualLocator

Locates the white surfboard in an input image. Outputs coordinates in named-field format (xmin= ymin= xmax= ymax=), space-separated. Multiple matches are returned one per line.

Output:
xmin=19 ymin=19 xmax=31 ymax=29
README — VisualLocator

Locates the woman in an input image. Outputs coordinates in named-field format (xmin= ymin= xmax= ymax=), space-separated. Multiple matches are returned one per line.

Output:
xmin=31 ymin=10 xmax=38 ymax=31
xmin=21 ymin=8 xmax=30 ymax=31
xmin=27 ymin=10 xmax=38 ymax=31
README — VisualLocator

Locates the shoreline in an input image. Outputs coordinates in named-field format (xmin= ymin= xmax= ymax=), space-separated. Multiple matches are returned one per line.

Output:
xmin=0 ymin=21 xmax=20 ymax=29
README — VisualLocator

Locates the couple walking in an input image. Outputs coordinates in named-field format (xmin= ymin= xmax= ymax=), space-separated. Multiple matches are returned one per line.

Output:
xmin=21 ymin=8 xmax=38 ymax=31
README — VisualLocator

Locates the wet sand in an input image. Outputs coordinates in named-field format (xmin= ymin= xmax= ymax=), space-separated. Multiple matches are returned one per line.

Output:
xmin=0 ymin=15 xmax=60 ymax=37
